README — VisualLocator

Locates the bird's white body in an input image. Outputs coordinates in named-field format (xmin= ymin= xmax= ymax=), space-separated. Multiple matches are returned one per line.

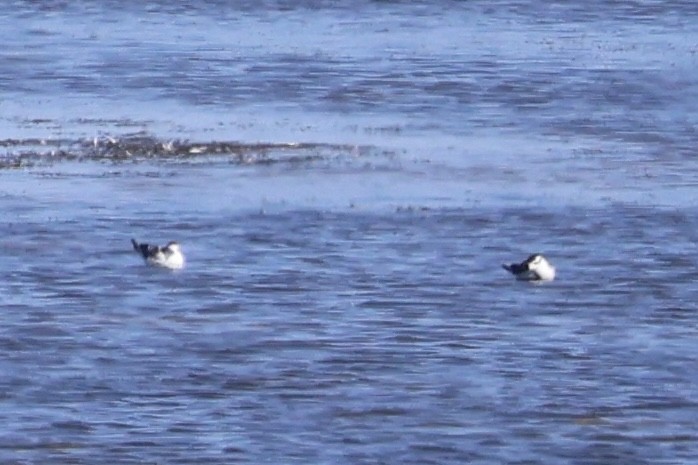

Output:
xmin=147 ymin=243 xmax=184 ymax=269
xmin=503 ymin=254 xmax=555 ymax=282
xmin=132 ymin=239 xmax=185 ymax=270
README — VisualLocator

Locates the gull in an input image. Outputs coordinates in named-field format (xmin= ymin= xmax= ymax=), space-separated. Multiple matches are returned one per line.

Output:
xmin=502 ymin=254 xmax=555 ymax=282
xmin=131 ymin=239 xmax=185 ymax=270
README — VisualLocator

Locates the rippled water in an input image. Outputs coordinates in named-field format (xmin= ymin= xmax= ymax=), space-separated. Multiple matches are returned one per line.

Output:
xmin=1 ymin=1 xmax=698 ymax=464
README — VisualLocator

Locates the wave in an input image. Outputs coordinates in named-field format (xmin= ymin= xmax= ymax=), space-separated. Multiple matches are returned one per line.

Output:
xmin=0 ymin=132 xmax=388 ymax=169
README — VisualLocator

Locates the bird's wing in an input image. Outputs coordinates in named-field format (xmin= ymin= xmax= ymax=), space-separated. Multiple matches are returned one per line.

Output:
xmin=503 ymin=262 xmax=527 ymax=274
xmin=132 ymin=239 xmax=159 ymax=259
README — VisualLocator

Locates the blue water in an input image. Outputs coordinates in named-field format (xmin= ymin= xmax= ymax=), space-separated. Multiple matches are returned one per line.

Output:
xmin=1 ymin=1 xmax=697 ymax=464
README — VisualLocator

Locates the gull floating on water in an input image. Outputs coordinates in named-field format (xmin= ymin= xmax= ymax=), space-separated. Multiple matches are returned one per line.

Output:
xmin=131 ymin=239 xmax=185 ymax=270
xmin=502 ymin=254 xmax=555 ymax=282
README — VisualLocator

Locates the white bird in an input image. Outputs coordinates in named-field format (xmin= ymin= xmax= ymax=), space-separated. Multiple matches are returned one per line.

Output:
xmin=131 ymin=239 xmax=185 ymax=270
xmin=502 ymin=254 xmax=555 ymax=282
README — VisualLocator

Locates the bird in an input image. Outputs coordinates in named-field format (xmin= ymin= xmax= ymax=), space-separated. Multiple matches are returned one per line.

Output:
xmin=502 ymin=254 xmax=555 ymax=281
xmin=131 ymin=239 xmax=185 ymax=270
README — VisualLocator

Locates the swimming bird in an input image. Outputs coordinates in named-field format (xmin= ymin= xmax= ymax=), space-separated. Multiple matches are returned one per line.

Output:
xmin=502 ymin=254 xmax=555 ymax=281
xmin=131 ymin=239 xmax=185 ymax=270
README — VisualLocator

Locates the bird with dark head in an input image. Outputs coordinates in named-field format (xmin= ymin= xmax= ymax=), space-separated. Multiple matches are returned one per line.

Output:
xmin=131 ymin=239 xmax=185 ymax=269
